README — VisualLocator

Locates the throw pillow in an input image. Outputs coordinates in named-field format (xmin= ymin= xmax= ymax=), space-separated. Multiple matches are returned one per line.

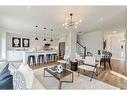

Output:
xmin=18 ymin=64 xmax=34 ymax=89
xmin=0 ymin=64 xmax=13 ymax=89
xmin=9 ymin=64 xmax=26 ymax=89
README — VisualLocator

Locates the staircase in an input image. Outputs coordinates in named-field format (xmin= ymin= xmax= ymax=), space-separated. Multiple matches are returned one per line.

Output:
xmin=76 ymin=41 xmax=86 ymax=59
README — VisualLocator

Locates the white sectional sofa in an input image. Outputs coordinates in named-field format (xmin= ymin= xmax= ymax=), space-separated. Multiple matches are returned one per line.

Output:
xmin=0 ymin=61 xmax=45 ymax=90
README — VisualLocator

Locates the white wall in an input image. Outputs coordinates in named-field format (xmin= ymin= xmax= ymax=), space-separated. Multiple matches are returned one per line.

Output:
xmin=104 ymin=27 xmax=126 ymax=60
xmin=6 ymin=32 xmax=58 ymax=51
xmin=78 ymin=31 xmax=103 ymax=55
xmin=0 ymin=31 xmax=7 ymax=59
xmin=6 ymin=32 xmax=60 ymax=61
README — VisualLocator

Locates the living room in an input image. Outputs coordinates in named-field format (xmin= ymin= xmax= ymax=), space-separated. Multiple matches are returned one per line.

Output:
xmin=0 ymin=5 xmax=127 ymax=93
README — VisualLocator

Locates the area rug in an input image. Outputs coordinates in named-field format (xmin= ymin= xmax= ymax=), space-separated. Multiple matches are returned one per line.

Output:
xmin=33 ymin=66 xmax=119 ymax=89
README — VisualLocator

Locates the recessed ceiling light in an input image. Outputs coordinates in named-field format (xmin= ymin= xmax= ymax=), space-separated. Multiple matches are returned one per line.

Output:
xmin=79 ymin=19 xmax=82 ymax=23
xmin=112 ymin=31 xmax=117 ymax=33
xmin=27 ymin=6 xmax=31 ymax=9
xmin=100 ymin=18 xmax=103 ymax=21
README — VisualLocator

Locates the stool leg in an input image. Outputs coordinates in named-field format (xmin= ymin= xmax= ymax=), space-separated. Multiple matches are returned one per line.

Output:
xmin=27 ymin=57 xmax=30 ymax=66
xmin=38 ymin=56 xmax=40 ymax=65
xmin=42 ymin=56 xmax=44 ymax=64
xmin=33 ymin=57 xmax=36 ymax=65
xmin=46 ymin=56 xmax=48 ymax=63
xmin=32 ymin=57 xmax=34 ymax=65
xmin=49 ymin=55 xmax=51 ymax=62
xmin=37 ymin=57 xmax=39 ymax=65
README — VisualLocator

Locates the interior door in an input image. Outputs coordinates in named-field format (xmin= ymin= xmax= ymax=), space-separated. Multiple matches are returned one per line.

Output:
xmin=59 ymin=42 xmax=65 ymax=59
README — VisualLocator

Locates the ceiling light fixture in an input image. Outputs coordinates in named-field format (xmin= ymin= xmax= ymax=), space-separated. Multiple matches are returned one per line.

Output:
xmin=27 ymin=6 xmax=31 ymax=9
xmin=35 ymin=25 xmax=39 ymax=40
xmin=43 ymin=27 xmax=47 ymax=41
xmin=112 ymin=31 xmax=117 ymax=33
xmin=50 ymin=29 xmax=53 ymax=42
xmin=100 ymin=17 xmax=104 ymax=21
xmin=62 ymin=13 xmax=82 ymax=29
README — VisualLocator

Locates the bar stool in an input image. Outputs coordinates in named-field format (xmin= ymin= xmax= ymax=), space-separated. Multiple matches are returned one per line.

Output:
xmin=52 ymin=53 xmax=57 ymax=62
xmin=37 ymin=54 xmax=44 ymax=65
xmin=27 ymin=55 xmax=36 ymax=66
xmin=46 ymin=54 xmax=52 ymax=63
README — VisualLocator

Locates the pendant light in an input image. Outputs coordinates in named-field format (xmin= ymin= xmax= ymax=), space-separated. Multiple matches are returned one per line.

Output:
xmin=43 ymin=27 xmax=47 ymax=41
xmin=35 ymin=25 xmax=39 ymax=40
xmin=50 ymin=29 xmax=53 ymax=42
xmin=35 ymin=37 xmax=38 ymax=40
xmin=62 ymin=13 xmax=82 ymax=29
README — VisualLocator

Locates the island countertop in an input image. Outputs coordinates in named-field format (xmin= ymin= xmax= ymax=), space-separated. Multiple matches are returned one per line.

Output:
xmin=24 ymin=50 xmax=57 ymax=53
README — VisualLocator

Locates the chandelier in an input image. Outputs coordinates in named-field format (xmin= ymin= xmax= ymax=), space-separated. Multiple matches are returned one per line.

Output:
xmin=62 ymin=13 xmax=82 ymax=29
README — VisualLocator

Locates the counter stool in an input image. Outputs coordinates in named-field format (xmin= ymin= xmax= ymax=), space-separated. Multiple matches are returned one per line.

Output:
xmin=27 ymin=55 xmax=36 ymax=66
xmin=52 ymin=54 xmax=57 ymax=62
xmin=37 ymin=54 xmax=44 ymax=65
xmin=46 ymin=54 xmax=52 ymax=63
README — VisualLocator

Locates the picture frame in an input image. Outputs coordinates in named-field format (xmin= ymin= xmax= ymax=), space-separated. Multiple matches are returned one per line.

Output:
xmin=12 ymin=37 xmax=21 ymax=47
xmin=22 ymin=38 xmax=30 ymax=47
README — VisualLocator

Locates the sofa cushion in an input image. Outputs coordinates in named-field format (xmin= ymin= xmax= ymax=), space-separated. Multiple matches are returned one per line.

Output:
xmin=9 ymin=64 xmax=26 ymax=89
xmin=18 ymin=64 xmax=34 ymax=89
xmin=0 ymin=64 xmax=13 ymax=89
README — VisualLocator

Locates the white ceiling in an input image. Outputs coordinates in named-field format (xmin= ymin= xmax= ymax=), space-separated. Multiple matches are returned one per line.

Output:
xmin=0 ymin=6 xmax=126 ymax=37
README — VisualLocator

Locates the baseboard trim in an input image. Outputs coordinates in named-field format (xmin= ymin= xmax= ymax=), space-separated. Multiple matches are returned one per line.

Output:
xmin=111 ymin=58 xmax=125 ymax=61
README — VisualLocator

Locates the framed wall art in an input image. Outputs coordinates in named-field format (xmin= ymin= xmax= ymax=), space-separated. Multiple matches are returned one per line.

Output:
xmin=12 ymin=37 xmax=21 ymax=47
xmin=22 ymin=38 xmax=30 ymax=47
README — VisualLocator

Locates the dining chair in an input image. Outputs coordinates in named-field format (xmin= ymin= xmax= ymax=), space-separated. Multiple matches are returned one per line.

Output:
xmin=78 ymin=56 xmax=99 ymax=81
xmin=87 ymin=52 xmax=93 ymax=56
xmin=100 ymin=51 xmax=112 ymax=70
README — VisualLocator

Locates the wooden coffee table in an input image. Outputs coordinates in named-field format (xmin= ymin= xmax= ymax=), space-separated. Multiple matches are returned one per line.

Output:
xmin=43 ymin=67 xmax=73 ymax=89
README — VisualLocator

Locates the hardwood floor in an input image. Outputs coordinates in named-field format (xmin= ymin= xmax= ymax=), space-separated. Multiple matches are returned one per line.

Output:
xmin=30 ymin=59 xmax=127 ymax=89
xmin=30 ymin=62 xmax=59 ymax=70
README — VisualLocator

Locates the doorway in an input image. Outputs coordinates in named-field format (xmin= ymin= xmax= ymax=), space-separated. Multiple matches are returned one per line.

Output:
xmin=59 ymin=42 xmax=65 ymax=59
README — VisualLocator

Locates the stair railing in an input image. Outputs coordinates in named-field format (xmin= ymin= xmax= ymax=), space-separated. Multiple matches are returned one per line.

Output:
xmin=76 ymin=41 xmax=86 ymax=59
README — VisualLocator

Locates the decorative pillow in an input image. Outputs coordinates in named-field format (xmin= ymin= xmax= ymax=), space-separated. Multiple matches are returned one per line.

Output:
xmin=0 ymin=64 xmax=13 ymax=89
xmin=8 ymin=64 xmax=26 ymax=89
xmin=18 ymin=64 xmax=34 ymax=89
xmin=13 ymin=71 xmax=26 ymax=89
